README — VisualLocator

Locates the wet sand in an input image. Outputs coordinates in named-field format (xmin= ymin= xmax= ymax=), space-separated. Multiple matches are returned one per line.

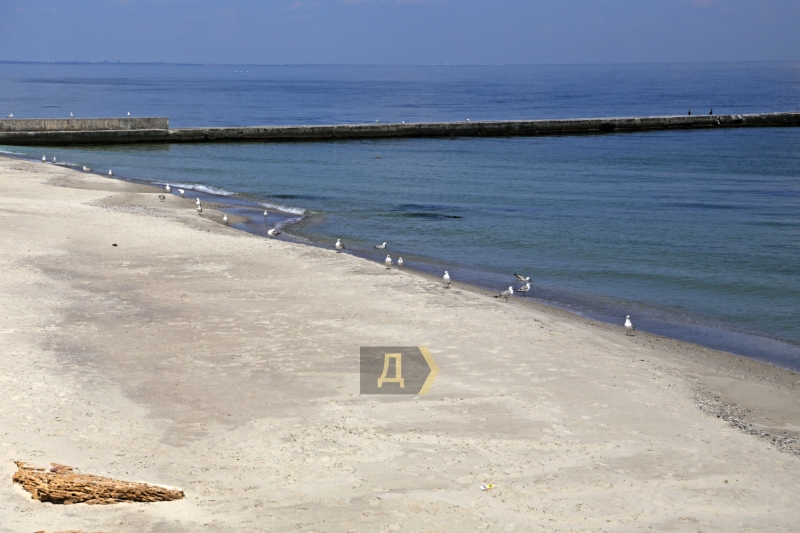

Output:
xmin=1 ymin=155 xmax=799 ymax=532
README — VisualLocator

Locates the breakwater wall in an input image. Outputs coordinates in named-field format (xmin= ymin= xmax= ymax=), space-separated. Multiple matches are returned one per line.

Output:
xmin=0 ymin=113 xmax=798 ymax=146
xmin=0 ymin=117 xmax=169 ymax=133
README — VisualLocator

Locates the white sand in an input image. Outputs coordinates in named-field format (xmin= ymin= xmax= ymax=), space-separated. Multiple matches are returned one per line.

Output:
xmin=1 ymin=156 xmax=799 ymax=532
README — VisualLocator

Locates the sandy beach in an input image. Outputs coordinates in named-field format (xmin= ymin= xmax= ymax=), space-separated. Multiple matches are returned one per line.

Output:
xmin=2 ymin=154 xmax=800 ymax=532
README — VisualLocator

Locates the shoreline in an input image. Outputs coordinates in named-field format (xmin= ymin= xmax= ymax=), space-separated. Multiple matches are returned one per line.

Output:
xmin=4 ymin=147 xmax=798 ymax=374
xmin=1 ymin=154 xmax=799 ymax=531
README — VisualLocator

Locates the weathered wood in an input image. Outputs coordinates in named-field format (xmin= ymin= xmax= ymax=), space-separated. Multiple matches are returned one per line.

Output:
xmin=13 ymin=461 xmax=184 ymax=505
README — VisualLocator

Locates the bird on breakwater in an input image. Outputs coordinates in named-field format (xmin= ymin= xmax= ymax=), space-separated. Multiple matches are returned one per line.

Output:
xmin=688 ymin=110 xmax=691 ymax=116
xmin=335 ymin=238 xmax=345 ymax=252
xmin=178 ymin=189 xmax=185 ymax=197
xmin=374 ymin=242 xmax=387 ymax=250
xmin=223 ymin=214 xmax=228 ymax=224
xmin=385 ymin=255 xmax=392 ymax=269
xmin=268 ymin=228 xmax=281 ymax=237
xmin=709 ymin=109 xmax=713 ymax=115
xmin=108 ymin=170 xmax=113 ymax=176
xmin=7 ymin=113 xmax=12 ymax=118
xmin=158 ymin=194 xmax=166 ymax=202
xmin=70 ymin=112 xmax=74 ymax=117
xmin=197 ymin=205 xmax=203 ymax=215
xmin=624 ymin=315 xmax=635 ymax=336
xmin=495 ymin=286 xmax=514 ymax=301
xmin=127 ymin=112 xmax=131 ymax=116
xmin=466 ymin=118 xmax=470 ymax=122
xmin=164 ymin=184 xmax=171 ymax=193
xmin=517 ymin=282 xmax=531 ymax=293
xmin=443 ymin=271 xmax=451 ymax=289
xmin=514 ymin=273 xmax=530 ymax=282
xmin=82 ymin=166 xmax=91 ymax=172
xmin=376 ymin=120 xmax=380 ymax=123
xmin=397 ymin=258 xmax=404 ymax=268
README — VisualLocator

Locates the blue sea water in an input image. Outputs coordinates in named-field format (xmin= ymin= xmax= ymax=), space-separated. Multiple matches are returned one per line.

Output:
xmin=2 ymin=62 xmax=799 ymax=369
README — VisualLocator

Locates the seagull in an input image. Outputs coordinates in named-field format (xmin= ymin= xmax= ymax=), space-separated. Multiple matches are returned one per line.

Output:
xmin=158 ymin=194 xmax=166 ymax=202
xmin=127 ymin=112 xmax=131 ymax=116
xmin=222 ymin=214 xmax=228 ymax=224
xmin=687 ymin=110 xmax=691 ymax=116
xmin=164 ymin=184 xmax=171 ymax=193
xmin=384 ymin=255 xmax=392 ymax=269
xmin=397 ymin=257 xmax=404 ymax=268
xmin=52 ymin=156 xmax=56 ymax=163
xmin=197 ymin=205 xmax=203 ymax=215
xmin=376 ymin=119 xmax=380 ymax=123
xmin=41 ymin=155 xmax=46 ymax=162
xmin=443 ymin=271 xmax=451 ymax=289
xmin=466 ymin=118 xmax=470 ymax=122
xmin=108 ymin=169 xmax=113 ymax=176
xmin=335 ymin=238 xmax=345 ymax=252
xmin=495 ymin=286 xmax=514 ymax=301
xmin=516 ymin=282 xmax=531 ymax=293
xmin=263 ymin=209 xmax=268 ymax=217
xmin=709 ymin=109 xmax=713 ymax=115
xmin=196 ymin=198 xmax=201 ymax=206
xmin=624 ymin=315 xmax=635 ymax=336
xmin=82 ymin=165 xmax=91 ymax=172
xmin=70 ymin=112 xmax=74 ymax=117
xmin=514 ymin=273 xmax=530 ymax=282
xmin=374 ymin=242 xmax=387 ymax=250
xmin=267 ymin=228 xmax=281 ymax=237
xmin=7 ymin=113 xmax=12 ymax=118
xmin=178 ymin=189 xmax=185 ymax=197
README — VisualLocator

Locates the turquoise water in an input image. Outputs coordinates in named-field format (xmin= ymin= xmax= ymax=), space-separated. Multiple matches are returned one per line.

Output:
xmin=2 ymin=62 xmax=799 ymax=368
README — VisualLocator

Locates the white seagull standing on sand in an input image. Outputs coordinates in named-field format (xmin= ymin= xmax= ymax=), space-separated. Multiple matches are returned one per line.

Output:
xmin=514 ymin=273 xmax=530 ymax=282
xmin=178 ymin=188 xmax=185 ymax=197
xmin=397 ymin=257 xmax=404 ymax=268
xmin=443 ymin=271 xmax=451 ymax=289
xmin=267 ymin=228 xmax=281 ymax=237
xmin=52 ymin=156 xmax=56 ymax=163
xmin=222 ymin=214 xmax=229 ymax=224
xmin=384 ymin=255 xmax=392 ymax=269
xmin=624 ymin=315 xmax=635 ymax=336
xmin=517 ymin=282 xmax=531 ymax=293
xmin=41 ymin=155 xmax=46 ymax=162
xmin=196 ymin=198 xmax=201 ymax=206
xmin=82 ymin=165 xmax=91 ymax=172
xmin=108 ymin=169 xmax=113 ymax=176
xmin=335 ymin=238 xmax=345 ymax=252
xmin=374 ymin=242 xmax=387 ymax=250
xmin=495 ymin=286 xmax=514 ymax=301
xmin=164 ymin=184 xmax=171 ymax=193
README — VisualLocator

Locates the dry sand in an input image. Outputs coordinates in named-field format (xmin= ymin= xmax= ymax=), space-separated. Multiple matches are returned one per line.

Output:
xmin=1 ymin=155 xmax=799 ymax=532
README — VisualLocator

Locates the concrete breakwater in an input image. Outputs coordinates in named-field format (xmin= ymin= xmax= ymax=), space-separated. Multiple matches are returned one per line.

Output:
xmin=0 ymin=112 xmax=798 ymax=145
xmin=0 ymin=117 xmax=169 ymax=133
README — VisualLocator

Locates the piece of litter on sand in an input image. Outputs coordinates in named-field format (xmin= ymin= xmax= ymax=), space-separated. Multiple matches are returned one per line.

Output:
xmin=480 ymin=483 xmax=495 ymax=491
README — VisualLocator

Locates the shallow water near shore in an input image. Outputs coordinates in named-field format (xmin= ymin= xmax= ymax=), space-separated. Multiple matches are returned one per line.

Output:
xmin=2 ymin=62 xmax=799 ymax=369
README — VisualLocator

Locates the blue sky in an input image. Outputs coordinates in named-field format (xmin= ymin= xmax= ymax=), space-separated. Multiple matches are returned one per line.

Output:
xmin=1 ymin=0 xmax=799 ymax=64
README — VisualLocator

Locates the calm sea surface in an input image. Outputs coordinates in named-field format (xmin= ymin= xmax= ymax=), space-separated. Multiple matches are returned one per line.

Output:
xmin=2 ymin=62 xmax=799 ymax=369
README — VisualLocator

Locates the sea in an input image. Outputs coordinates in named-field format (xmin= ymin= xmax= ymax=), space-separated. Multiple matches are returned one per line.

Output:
xmin=2 ymin=62 xmax=799 ymax=370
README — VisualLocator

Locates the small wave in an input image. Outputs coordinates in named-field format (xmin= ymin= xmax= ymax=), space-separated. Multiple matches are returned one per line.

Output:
xmin=167 ymin=182 xmax=237 ymax=197
xmin=402 ymin=212 xmax=462 ymax=220
xmin=0 ymin=149 xmax=27 ymax=156
xmin=272 ymin=216 xmax=305 ymax=230
xmin=259 ymin=201 xmax=306 ymax=215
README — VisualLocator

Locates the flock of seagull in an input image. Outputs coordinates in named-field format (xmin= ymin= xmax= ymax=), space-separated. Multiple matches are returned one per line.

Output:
xmin=40 ymin=157 xmax=638 ymax=335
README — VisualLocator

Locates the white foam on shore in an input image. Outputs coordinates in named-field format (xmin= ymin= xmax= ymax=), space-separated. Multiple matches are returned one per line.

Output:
xmin=168 ymin=182 xmax=237 ymax=197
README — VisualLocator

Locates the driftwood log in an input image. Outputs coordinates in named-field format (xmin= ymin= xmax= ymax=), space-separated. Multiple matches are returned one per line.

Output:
xmin=13 ymin=461 xmax=184 ymax=505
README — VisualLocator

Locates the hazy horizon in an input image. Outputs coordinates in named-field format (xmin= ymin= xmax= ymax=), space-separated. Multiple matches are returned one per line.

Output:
xmin=2 ymin=1 xmax=799 ymax=65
